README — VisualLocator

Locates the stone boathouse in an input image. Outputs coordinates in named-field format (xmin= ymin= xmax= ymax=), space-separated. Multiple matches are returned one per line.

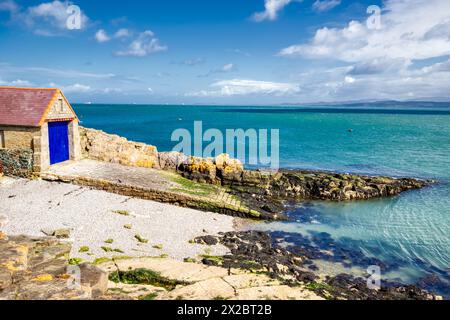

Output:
xmin=0 ymin=87 xmax=81 ymax=176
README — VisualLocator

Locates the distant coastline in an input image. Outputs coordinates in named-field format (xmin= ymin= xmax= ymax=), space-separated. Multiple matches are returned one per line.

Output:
xmin=73 ymin=100 xmax=450 ymax=107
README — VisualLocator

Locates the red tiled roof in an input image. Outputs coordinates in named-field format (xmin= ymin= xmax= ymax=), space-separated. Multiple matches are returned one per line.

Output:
xmin=0 ymin=87 xmax=60 ymax=127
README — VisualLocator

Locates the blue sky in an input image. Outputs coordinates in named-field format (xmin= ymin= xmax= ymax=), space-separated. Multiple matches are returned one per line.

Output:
xmin=0 ymin=0 xmax=449 ymax=104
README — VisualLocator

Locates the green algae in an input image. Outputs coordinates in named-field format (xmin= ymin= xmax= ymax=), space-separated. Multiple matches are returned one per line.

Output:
xmin=78 ymin=246 xmax=90 ymax=253
xmin=113 ymin=210 xmax=130 ymax=216
xmin=68 ymin=257 xmax=83 ymax=265
xmin=135 ymin=234 xmax=149 ymax=243
xmin=109 ymin=268 xmax=185 ymax=291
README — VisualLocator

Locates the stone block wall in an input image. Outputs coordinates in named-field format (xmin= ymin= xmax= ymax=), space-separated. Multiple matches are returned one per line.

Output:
xmin=79 ymin=126 xmax=246 ymax=184
xmin=79 ymin=127 xmax=159 ymax=169
xmin=0 ymin=126 xmax=38 ymax=149
xmin=68 ymin=120 xmax=81 ymax=162
xmin=32 ymin=123 xmax=48 ymax=172
xmin=0 ymin=148 xmax=34 ymax=177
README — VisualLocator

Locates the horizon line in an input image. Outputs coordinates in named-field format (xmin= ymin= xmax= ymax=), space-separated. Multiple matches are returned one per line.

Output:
xmin=71 ymin=100 xmax=450 ymax=107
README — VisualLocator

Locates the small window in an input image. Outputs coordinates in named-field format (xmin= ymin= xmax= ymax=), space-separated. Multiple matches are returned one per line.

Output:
xmin=0 ymin=131 xmax=4 ymax=148
xmin=58 ymin=99 xmax=64 ymax=112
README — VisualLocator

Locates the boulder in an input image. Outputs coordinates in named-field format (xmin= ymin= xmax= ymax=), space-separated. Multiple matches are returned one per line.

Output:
xmin=78 ymin=263 xmax=109 ymax=298
xmin=215 ymin=154 xmax=244 ymax=183
xmin=158 ymin=151 xmax=188 ymax=171
xmin=178 ymin=156 xmax=218 ymax=184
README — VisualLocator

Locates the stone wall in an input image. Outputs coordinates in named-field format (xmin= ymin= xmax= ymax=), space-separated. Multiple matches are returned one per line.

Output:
xmin=79 ymin=127 xmax=159 ymax=169
xmin=0 ymin=148 xmax=34 ymax=177
xmin=46 ymin=92 xmax=76 ymax=121
xmin=0 ymin=126 xmax=38 ymax=149
xmin=0 ymin=118 xmax=81 ymax=173
xmin=79 ymin=127 xmax=244 ymax=179
xmin=68 ymin=120 xmax=82 ymax=162
xmin=32 ymin=123 xmax=48 ymax=172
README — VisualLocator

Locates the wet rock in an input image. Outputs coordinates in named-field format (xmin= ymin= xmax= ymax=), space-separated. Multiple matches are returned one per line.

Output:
xmin=417 ymin=274 xmax=450 ymax=297
xmin=195 ymin=231 xmax=440 ymax=301
xmin=325 ymin=273 xmax=441 ymax=300
xmin=194 ymin=235 xmax=219 ymax=246
xmin=195 ymin=231 xmax=317 ymax=284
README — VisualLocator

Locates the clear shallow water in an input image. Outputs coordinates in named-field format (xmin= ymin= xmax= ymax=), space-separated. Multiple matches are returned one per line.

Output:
xmin=74 ymin=103 xmax=450 ymax=294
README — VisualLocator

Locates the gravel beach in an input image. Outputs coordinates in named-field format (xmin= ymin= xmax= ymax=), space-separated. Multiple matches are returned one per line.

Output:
xmin=0 ymin=177 xmax=235 ymax=262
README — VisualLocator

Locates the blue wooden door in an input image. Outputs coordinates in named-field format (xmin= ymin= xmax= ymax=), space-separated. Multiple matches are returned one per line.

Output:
xmin=48 ymin=121 xmax=70 ymax=165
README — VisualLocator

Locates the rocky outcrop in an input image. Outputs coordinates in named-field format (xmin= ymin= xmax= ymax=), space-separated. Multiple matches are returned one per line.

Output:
xmin=194 ymin=231 xmax=442 ymax=301
xmin=79 ymin=127 xmax=159 ymax=169
xmin=172 ymin=159 xmax=429 ymax=218
xmin=225 ymin=170 xmax=428 ymax=208
xmin=0 ymin=233 xmax=108 ymax=300
xmin=96 ymin=256 xmax=323 ymax=300
xmin=0 ymin=230 xmax=323 ymax=300
xmin=158 ymin=153 xmax=244 ymax=185
xmin=194 ymin=231 xmax=317 ymax=283
xmin=157 ymin=151 xmax=428 ymax=204
xmin=76 ymin=127 xmax=430 ymax=220
xmin=158 ymin=151 xmax=188 ymax=171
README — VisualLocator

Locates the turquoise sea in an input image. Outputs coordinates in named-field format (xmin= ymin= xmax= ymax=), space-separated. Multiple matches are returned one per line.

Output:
xmin=74 ymin=103 xmax=450 ymax=296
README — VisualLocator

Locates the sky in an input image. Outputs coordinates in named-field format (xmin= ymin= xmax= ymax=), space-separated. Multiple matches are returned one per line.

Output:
xmin=0 ymin=0 xmax=449 ymax=104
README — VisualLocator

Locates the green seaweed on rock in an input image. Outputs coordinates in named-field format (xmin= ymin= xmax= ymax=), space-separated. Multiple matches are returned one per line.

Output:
xmin=109 ymin=268 xmax=185 ymax=291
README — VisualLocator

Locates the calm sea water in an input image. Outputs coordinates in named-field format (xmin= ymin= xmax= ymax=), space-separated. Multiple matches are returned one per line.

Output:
xmin=74 ymin=103 xmax=450 ymax=294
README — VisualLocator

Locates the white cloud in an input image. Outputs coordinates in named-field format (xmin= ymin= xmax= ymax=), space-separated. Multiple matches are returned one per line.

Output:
xmin=279 ymin=0 xmax=450 ymax=63
xmin=95 ymin=28 xmax=132 ymax=43
xmin=116 ymin=30 xmax=167 ymax=57
xmin=0 ymin=1 xmax=89 ymax=35
xmin=312 ymin=0 xmax=341 ymax=12
xmin=114 ymin=28 xmax=131 ymax=38
xmin=420 ymin=58 xmax=450 ymax=74
xmin=252 ymin=0 xmax=293 ymax=22
xmin=62 ymin=83 xmax=91 ymax=93
xmin=344 ymin=76 xmax=355 ymax=84
xmin=11 ymin=79 xmax=32 ymax=86
xmin=102 ymin=87 xmax=123 ymax=94
xmin=95 ymin=29 xmax=110 ymax=43
xmin=0 ymin=63 xmax=116 ymax=80
xmin=23 ymin=1 xmax=89 ymax=35
xmin=199 ymin=63 xmax=236 ymax=77
xmin=348 ymin=58 xmax=411 ymax=75
xmin=284 ymin=56 xmax=450 ymax=102
xmin=179 ymin=58 xmax=205 ymax=66
xmin=221 ymin=63 xmax=235 ymax=72
xmin=0 ymin=0 xmax=18 ymax=13
xmin=187 ymin=79 xmax=300 ymax=97
xmin=0 ymin=78 xmax=33 ymax=86
xmin=274 ymin=0 xmax=450 ymax=101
